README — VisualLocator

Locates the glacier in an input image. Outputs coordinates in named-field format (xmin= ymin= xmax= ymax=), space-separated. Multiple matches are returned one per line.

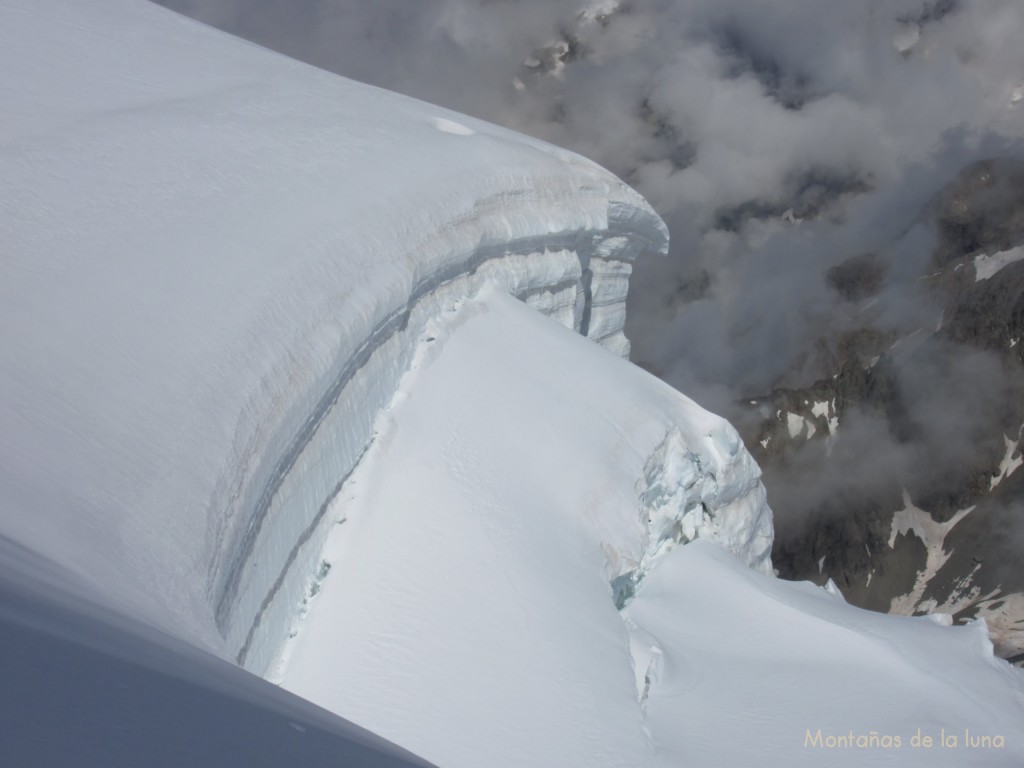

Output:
xmin=1 ymin=0 xmax=673 ymax=673
xmin=2 ymin=1 xmax=1023 ymax=766
xmin=272 ymin=285 xmax=1023 ymax=768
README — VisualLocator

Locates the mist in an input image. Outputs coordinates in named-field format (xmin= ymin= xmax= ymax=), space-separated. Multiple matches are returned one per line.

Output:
xmin=155 ymin=0 xmax=1024 ymax=538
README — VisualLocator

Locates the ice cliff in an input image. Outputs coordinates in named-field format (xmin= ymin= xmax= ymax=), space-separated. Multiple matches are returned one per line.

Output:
xmin=1 ymin=0 xmax=771 ymax=677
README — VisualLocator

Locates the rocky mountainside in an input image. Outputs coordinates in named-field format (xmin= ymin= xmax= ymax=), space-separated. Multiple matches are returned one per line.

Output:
xmin=758 ymin=159 xmax=1024 ymax=663
xmin=511 ymin=0 xmax=1024 ymax=665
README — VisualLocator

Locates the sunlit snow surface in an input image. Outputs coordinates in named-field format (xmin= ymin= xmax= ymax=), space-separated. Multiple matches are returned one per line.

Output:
xmin=277 ymin=288 xmax=1023 ymax=767
xmin=276 ymin=287 xmax=771 ymax=766
xmin=2 ymin=1 xmax=1023 ymax=766
xmin=0 ymin=0 xmax=665 ymax=669
xmin=975 ymin=246 xmax=1024 ymax=281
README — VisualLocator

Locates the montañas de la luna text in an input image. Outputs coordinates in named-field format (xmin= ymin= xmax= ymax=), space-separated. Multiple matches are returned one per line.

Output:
xmin=805 ymin=728 xmax=1005 ymax=750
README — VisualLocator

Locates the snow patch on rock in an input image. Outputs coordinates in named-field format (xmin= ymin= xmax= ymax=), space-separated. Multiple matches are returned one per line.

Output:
xmin=990 ymin=431 xmax=1023 ymax=490
xmin=974 ymin=246 xmax=1024 ymax=281
xmin=888 ymin=491 xmax=975 ymax=615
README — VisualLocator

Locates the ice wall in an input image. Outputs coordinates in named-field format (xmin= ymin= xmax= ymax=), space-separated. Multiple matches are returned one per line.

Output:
xmin=222 ymin=221 xmax=667 ymax=674
xmin=0 ymin=0 xmax=668 ymax=669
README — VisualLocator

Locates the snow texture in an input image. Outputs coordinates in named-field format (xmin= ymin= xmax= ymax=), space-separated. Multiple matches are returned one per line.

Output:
xmin=277 ymin=288 xmax=1021 ymax=768
xmin=991 ymin=431 xmax=1024 ymax=490
xmin=974 ymin=246 xmax=1024 ymax=281
xmin=3 ymin=3 xmax=1022 ymax=767
xmin=0 ymin=0 xmax=666 ymax=672
xmin=0 ymin=537 xmax=436 ymax=768
xmin=277 ymin=286 xmax=773 ymax=767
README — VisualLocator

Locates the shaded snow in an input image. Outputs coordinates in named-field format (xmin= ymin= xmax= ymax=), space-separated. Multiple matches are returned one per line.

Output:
xmin=974 ymin=246 xmax=1024 ymax=281
xmin=278 ymin=286 xmax=772 ymax=768
xmin=990 ymin=431 xmax=1024 ymax=490
xmin=625 ymin=541 xmax=1023 ymax=765
xmin=4 ymin=2 xmax=1023 ymax=766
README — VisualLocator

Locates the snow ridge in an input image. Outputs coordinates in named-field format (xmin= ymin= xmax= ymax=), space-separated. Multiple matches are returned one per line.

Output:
xmin=0 ymin=0 xmax=666 ymax=671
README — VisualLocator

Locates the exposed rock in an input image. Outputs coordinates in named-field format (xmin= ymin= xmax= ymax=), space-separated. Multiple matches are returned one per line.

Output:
xmin=761 ymin=157 xmax=1024 ymax=663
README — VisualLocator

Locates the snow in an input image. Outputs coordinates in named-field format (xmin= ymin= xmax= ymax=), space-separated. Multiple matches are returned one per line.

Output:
xmin=889 ymin=491 xmax=976 ymax=615
xmin=812 ymin=398 xmax=840 ymax=435
xmin=0 ymin=0 xmax=666 ymax=670
xmin=0 ymin=537 xmax=436 ymax=768
xmin=4 ymin=1 xmax=1023 ymax=766
xmin=627 ymin=542 xmax=1023 ymax=765
xmin=430 ymin=117 xmax=476 ymax=136
xmin=781 ymin=403 xmax=838 ymax=441
xmin=276 ymin=286 xmax=772 ymax=767
xmin=973 ymin=593 xmax=1024 ymax=656
xmin=974 ymin=246 xmax=1024 ymax=281
xmin=990 ymin=432 xmax=1023 ymax=490
xmin=278 ymin=287 xmax=1022 ymax=767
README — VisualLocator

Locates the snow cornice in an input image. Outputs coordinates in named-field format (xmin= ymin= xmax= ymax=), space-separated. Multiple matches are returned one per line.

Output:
xmin=0 ymin=0 xmax=669 ymax=667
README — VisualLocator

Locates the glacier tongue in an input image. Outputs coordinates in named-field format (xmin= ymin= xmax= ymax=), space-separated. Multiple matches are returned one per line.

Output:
xmin=640 ymin=427 xmax=772 ymax=568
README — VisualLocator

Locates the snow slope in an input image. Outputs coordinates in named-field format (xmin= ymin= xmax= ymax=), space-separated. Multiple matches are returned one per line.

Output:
xmin=0 ymin=537 xmax=436 ymax=768
xmin=3 ymin=2 xmax=1022 ymax=766
xmin=277 ymin=287 xmax=1023 ymax=768
xmin=626 ymin=540 xmax=1024 ymax=766
xmin=0 ymin=0 xmax=666 ymax=673
xmin=274 ymin=285 xmax=770 ymax=767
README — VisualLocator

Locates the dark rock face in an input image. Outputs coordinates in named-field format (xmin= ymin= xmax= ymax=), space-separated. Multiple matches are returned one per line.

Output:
xmin=933 ymin=160 xmax=1024 ymax=268
xmin=760 ymin=159 xmax=1024 ymax=663
xmin=826 ymin=253 xmax=886 ymax=303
